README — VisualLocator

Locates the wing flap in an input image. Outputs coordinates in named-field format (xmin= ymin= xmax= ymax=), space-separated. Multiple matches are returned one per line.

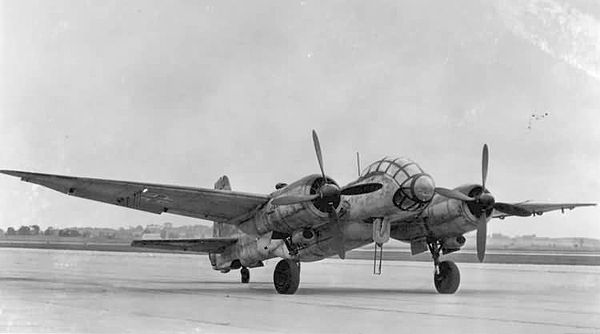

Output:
xmin=131 ymin=237 xmax=237 ymax=253
xmin=1 ymin=170 xmax=270 ymax=222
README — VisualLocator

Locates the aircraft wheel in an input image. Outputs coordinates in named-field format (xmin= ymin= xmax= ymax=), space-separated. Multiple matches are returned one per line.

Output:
xmin=434 ymin=260 xmax=460 ymax=294
xmin=241 ymin=267 xmax=250 ymax=284
xmin=273 ymin=259 xmax=300 ymax=294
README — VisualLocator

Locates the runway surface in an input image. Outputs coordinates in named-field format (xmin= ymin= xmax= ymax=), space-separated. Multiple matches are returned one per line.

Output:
xmin=1 ymin=248 xmax=599 ymax=333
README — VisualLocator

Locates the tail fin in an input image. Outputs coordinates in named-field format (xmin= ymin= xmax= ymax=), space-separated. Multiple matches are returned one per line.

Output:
xmin=213 ymin=176 xmax=237 ymax=237
xmin=214 ymin=175 xmax=231 ymax=191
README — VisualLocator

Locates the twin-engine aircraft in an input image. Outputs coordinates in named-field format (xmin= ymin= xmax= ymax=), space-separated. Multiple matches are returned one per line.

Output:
xmin=1 ymin=131 xmax=595 ymax=294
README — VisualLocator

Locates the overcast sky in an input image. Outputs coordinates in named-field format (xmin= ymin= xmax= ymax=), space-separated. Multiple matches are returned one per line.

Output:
xmin=1 ymin=0 xmax=599 ymax=238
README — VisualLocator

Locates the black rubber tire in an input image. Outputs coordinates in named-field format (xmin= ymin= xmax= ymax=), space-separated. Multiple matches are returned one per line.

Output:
xmin=434 ymin=260 xmax=460 ymax=294
xmin=273 ymin=259 xmax=300 ymax=294
xmin=241 ymin=267 xmax=250 ymax=284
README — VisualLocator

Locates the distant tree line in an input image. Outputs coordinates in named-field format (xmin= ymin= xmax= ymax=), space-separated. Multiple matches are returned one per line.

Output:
xmin=1 ymin=223 xmax=212 ymax=240
xmin=5 ymin=225 xmax=42 ymax=236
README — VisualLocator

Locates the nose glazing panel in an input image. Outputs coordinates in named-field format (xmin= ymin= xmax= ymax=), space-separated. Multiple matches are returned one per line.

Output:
xmin=394 ymin=174 xmax=435 ymax=211
xmin=413 ymin=174 xmax=435 ymax=202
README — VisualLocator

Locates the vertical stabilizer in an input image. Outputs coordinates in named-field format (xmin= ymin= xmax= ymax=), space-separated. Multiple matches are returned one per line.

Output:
xmin=213 ymin=176 xmax=237 ymax=237
xmin=214 ymin=175 xmax=231 ymax=191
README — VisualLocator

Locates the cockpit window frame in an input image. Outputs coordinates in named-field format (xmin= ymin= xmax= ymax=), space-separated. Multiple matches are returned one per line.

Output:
xmin=360 ymin=157 xmax=432 ymax=212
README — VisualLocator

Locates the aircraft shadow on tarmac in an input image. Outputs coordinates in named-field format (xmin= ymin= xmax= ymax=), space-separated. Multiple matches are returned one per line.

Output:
xmin=139 ymin=280 xmax=439 ymax=295
xmin=1 ymin=276 xmax=507 ymax=296
xmin=138 ymin=280 xmax=503 ymax=296
xmin=114 ymin=284 xmax=442 ymax=296
xmin=126 ymin=283 xmax=504 ymax=296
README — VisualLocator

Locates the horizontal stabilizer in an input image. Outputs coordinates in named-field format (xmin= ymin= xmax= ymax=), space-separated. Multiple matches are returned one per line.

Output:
xmin=131 ymin=237 xmax=237 ymax=253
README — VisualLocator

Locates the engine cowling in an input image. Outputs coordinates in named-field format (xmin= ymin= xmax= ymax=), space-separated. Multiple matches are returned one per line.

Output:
xmin=254 ymin=174 xmax=338 ymax=234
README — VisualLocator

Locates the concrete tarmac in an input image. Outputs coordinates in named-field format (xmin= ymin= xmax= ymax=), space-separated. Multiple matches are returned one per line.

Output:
xmin=0 ymin=248 xmax=598 ymax=333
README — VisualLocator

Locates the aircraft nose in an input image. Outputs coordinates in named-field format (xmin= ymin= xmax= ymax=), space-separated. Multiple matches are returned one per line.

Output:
xmin=413 ymin=174 xmax=435 ymax=202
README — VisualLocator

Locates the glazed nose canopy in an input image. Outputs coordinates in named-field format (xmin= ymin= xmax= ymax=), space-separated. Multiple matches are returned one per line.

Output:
xmin=413 ymin=174 xmax=435 ymax=202
xmin=361 ymin=157 xmax=435 ymax=211
xmin=393 ymin=174 xmax=436 ymax=211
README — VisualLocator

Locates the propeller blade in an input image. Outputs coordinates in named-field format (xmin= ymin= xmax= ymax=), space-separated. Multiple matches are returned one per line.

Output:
xmin=494 ymin=202 xmax=531 ymax=217
xmin=312 ymin=130 xmax=326 ymax=178
xmin=341 ymin=183 xmax=383 ymax=196
xmin=328 ymin=204 xmax=345 ymax=260
xmin=435 ymin=187 xmax=475 ymax=201
xmin=482 ymin=144 xmax=489 ymax=190
xmin=271 ymin=194 xmax=318 ymax=206
xmin=476 ymin=214 xmax=487 ymax=262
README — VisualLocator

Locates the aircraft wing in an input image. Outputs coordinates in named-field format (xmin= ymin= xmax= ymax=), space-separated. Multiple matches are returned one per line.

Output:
xmin=493 ymin=202 xmax=596 ymax=219
xmin=131 ymin=237 xmax=237 ymax=253
xmin=1 ymin=170 xmax=269 ymax=223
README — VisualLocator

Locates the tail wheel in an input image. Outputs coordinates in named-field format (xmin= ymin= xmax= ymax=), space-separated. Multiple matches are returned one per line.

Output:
xmin=241 ymin=267 xmax=250 ymax=284
xmin=434 ymin=260 xmax=460 ymax=294
xmin=273 ymin=259 xmax=300 ymax=294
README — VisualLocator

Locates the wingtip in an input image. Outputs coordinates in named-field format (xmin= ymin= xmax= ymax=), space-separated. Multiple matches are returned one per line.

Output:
xmin=0 ymin=170 xmax=21 ymax=177
xmin=0 ymin=170 xmax=45 ymax=179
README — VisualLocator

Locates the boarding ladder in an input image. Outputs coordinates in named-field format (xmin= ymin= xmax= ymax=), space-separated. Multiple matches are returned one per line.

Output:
xmin=372 ymin=218 xmax=390 ymax=275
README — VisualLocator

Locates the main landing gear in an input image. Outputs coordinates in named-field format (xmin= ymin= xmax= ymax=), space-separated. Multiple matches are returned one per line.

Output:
xmin=240 ymin=267 xmax=250 ymax=284
xmin=273 ymin=259 xmax=301 ymax=294
xmin=428 ymin=241 xmax=460 ymax=294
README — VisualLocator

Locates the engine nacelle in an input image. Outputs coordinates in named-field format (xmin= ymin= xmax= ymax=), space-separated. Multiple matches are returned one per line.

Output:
xmin=424 ymin=184 xmax=488 ymax=236
xmin=291 ymin=228 xmax=316 ymax=246
xmin=254 ymin=174 xmax=337 ymax=234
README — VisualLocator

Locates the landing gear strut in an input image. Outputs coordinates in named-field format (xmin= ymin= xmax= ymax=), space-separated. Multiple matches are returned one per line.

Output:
xmin=273 ymin=259 xmax=301 ymax=294
xmin=428 ymin=241 xmax=460 ymax=294
xmin=240 ymin=267 xmax=250 ymax=284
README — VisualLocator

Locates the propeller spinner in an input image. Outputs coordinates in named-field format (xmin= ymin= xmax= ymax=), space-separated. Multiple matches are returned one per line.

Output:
xmin=271 ymin=130 xmax=383 ymax=259
xmin=434 ymin=144 xmax=531 ymax=262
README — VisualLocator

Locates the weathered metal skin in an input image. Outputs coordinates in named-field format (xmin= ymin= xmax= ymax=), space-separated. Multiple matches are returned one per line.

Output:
xmin=344 ymin=174 xmax=400 ymax=220
xmin=390 ymin=219 xmax=428 ymax=242
xmin=211 ymin=232 xmax=290 ymax=270
xmin=441 ymin=235 xmax=466 ymax=249
xmin=253 ymin=174 xmax=335 ymax=234
xmin=294 ymin=220 xmax=374 ymax=262
xmin=212 ymin=218 xmax=376 ymax=268
xmin=291 ymin=228 xmax=316 ymax=246
xmin=423 ymin=184 xmax=490 ymax=237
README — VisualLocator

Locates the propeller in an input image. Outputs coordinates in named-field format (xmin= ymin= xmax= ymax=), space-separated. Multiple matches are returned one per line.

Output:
xmin=435 ymin=144 xmax=531 ymax=262
xmin=271 ymin=130 xmax=383 ymax=260
xmin=271 ymin=130 xmax=383 ymax=206
xmin=476 ymin=144 xmax=490 ymax=262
